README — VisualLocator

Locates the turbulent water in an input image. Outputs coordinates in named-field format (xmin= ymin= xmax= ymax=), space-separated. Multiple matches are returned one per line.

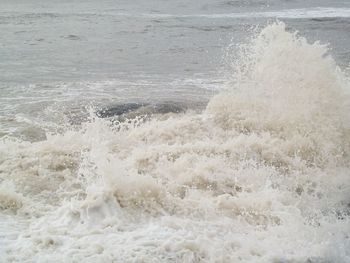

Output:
xmin=1 ymin=1 xmax=350 ymax=263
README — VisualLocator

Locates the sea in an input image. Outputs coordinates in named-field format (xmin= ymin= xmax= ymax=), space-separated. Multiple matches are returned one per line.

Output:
xmin=0 ymin=0 xmax=350 ymax=262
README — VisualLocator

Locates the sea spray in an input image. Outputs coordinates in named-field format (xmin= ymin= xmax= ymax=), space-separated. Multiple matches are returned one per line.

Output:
xmin=1 ymin=22 xmax=350 ymax=263
xmin=208 ymin=22 xmax=349 ymax=168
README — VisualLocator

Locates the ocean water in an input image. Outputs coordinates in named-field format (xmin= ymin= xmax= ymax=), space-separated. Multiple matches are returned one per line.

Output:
xmin=1 ymin=1 xmax=350 ymax=262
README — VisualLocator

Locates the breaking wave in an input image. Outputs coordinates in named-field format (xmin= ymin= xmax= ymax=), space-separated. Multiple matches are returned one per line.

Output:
xmin=1 ymin=22 xmax=350 ymax=263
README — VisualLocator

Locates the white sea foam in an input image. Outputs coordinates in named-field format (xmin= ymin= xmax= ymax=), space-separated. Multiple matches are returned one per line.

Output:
xmin=139 ymin=7 xmax=350 ymax=19
xmin=200 ymin=7 xmax=350 ymax=19
xmin=3 ymin=7 xmax=350 ymax=20
xmin=1 ymin=22 xmax=350 ymax=262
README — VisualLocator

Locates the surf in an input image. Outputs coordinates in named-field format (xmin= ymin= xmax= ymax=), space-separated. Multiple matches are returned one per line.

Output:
xmin=1 ymin=22 xmax=349 ymax=263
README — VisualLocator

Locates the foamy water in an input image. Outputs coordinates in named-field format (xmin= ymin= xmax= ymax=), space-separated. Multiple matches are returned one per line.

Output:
xmin=134 ymin=7 xmax=350 ymax=19
xmin=1 ymin=22 xmax=349 ymax=262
